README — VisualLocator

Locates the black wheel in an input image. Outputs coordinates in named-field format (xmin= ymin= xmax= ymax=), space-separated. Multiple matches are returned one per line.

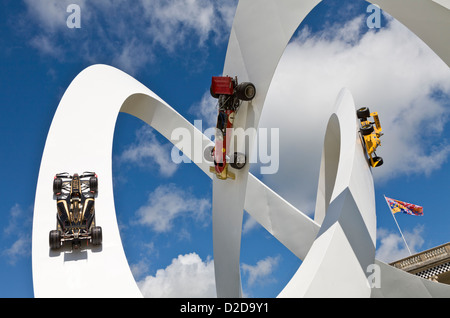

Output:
xmin=49 ymin=230 xmax=61 ymax=249
xmin=203 ymin=145 xmax=214 ymax=163
xmin=89 ymin=176 xmax=98 ymax=193
xmin=230 ymin=152 xmax=246 ymax=170
xmin=357 ymin=107 xmax=370 ymax=119
xmin=360 ymin=124 xmax=374 ymax=136
xmin=53 ymin=178 xmax=62 ymax=195
xmin=91 ymin=226 xmax=102 ymax=246
xmin=235 ymin=82 xmax=256 ymax=101
xmin=372 ymin=156 xmax=383 ymax=167
xmin=210 ymin=85 xmax=219 ymax=99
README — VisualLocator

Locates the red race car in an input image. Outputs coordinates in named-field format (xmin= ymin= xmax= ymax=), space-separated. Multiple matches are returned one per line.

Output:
xmin=209 ymin=76 xmax=256 ymax=180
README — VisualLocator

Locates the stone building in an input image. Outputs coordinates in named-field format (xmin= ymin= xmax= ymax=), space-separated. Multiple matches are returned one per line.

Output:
xmin=390 ymin=242 xmax=450 ymax=284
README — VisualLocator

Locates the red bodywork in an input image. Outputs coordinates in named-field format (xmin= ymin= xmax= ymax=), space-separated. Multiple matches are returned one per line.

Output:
xmin=211 ymin=76 xmax=234 ymax=95
xmin=210 ymin=75 xmax=254 ymax=180
xmin=213 ymin=109 xmax=235 ymax=175
xmin=211 ymin=76 xmax=238 ymax=177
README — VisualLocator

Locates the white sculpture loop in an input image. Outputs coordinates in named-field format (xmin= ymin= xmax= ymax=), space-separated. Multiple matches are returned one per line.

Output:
xmin=32 ymin=0 xmax=450 ymax=297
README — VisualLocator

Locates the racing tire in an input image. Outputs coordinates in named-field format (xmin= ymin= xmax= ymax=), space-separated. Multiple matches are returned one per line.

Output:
xmin=230 ymin=152 xmax=246 ymax=170
xmin=372 ymin=156 xmax=383 ymax=167
xmin=203 ymin=145 xmax=215 ymax=164
xmin=89 ymin=176 xmax=98 ymax=193
xmin=53 ymin=178 xmax=62 ymax=195
xmin=357 ymin=107 xmax=370 ymax=119
xmin=91 ymin=226 xmax=102 ymax=246
xmin=49 ymin=230 xmax=61 ymax=250
xmin=360 ymin=124 xmax=374 ymax=136
xmin=236 ymin=82 xmax=256 ymax=101
xmin=210 ymin=86 xmax=219 ymax=99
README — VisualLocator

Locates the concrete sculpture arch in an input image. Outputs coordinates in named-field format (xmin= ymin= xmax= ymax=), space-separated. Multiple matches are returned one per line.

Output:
xmin=369 ymin=0 xmax=450 ymax=67
xmin=211 ymin=0 xmax=450 ymax=297
xmin=32 ymin=0 xmax=450 ymax=297
xmin=31 ymin=64 xmax=319 ymax=297
xmin=279 ymin=88 xmax=377 ymax=297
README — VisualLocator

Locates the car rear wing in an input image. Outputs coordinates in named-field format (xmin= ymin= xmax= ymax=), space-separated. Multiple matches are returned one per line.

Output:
xmin=55 ymin=172 xmax=96 ymax=179
xmin=211 ymin=76 xmax=234 ymax=95
xmin=371 ymin=112 xmax=382 ymax=133
xmin=81 ymin=171 xmax=96 ymax=178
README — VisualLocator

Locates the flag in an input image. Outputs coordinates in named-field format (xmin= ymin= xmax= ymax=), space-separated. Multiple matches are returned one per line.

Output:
xmin=385 ymin=196 xmax=423 ymax=216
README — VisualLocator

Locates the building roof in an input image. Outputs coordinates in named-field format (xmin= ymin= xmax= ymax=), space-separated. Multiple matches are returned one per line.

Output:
xmin=390 ymin=242 xmax=450 ymax=284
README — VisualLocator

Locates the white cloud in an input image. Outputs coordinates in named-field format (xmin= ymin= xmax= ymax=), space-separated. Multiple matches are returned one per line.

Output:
xmin=241 ymin=255 xmax=280 ymax=287
xmin=3 ymin=203 xmax=32 ymax=238
xmin=112 ymin=39 xmax=155 ymax=76
xmin=2 ymin=236 xmax=31 ymax=265
xmin=376 ymin=225 xmax=425 ymax=263
xmin=189 ymin=91 xmax=218 ymax=128
xmin=139 ymin=0 xmax=238 ymax=50
xmin=117 ymin=126 xmax=178 ymax=177
xmin=242 ymin=213 xmax=260 ymax=235
xmin=257 ymin=15 xmax=450 ymax=214
xmin=134 ymin=183 xmax=211 ymax=233
xmin=136 ymin=252 xmax=280 ymax=297
xmin=29 ymin=34 xmax=65 ymax=59
xmin=2 ymin=204 xmax=32 ymax=265
xmin=22 ymin=0 xmax=238 ymax=74
xmin=216 ymin=1 xmax=239 ymax=32
xmin=3 ymin=204 xmax=23 ymax=237
xmin=23 ymin=0 xmax=87 ymax=31
xmin=131 ymin=258 xmax=152 ymax=281
xmin=137 ymin=252 xmax=216 ymax=297
xmin=140 ymin=0 xmax=215 ymax=51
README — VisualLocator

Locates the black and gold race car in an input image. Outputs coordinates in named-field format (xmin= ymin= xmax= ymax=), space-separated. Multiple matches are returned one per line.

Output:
xmin=49 ymin=172 xmax=102 ymax=250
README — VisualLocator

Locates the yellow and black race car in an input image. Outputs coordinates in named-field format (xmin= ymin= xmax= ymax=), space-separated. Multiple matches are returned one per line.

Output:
xmin=357 ymin=107 xmax=384 ymax=168
xmin=49 ymin=172 xmax=102 ymax=250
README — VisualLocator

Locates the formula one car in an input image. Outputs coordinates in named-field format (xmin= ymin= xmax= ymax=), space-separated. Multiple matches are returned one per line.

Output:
xmin=49 ymin=172 xmax=102 ymax=250
xmin=209 ymin=76 xmax=256 ymax=180
xmin=357 ymin=107 xmax=384 ymax=168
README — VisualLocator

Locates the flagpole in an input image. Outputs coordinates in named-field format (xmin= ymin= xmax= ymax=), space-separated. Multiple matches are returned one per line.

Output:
xmin=384 ymin=195 xmax=412 ymax=256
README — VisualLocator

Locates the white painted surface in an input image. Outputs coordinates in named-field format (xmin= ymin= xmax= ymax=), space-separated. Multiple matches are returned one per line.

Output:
xmin=33 ymin=0 xmax=450 ymax=298
xmin=368 ymin=0 xmax=450 ymax=66
xmin=279 ymin=89 xmax=376 ymax=297
xmin=32 ymin=66 xmax=147 ymax=297
xmin=32 ymin=64 xmax=318 ymax=297
xmin=212 ymin=0 xmax=322 ymax=297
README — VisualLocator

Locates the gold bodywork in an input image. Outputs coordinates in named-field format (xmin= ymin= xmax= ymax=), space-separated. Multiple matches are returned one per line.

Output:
xmin=210 ymin=164 xmax=236 ymax=180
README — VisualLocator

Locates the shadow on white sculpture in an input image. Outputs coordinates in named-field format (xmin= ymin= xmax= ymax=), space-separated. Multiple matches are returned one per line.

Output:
xmin=32 ymin=0 xmax=450 ymax=297
xmin=279 ymin=88 xmax=377 ymax=297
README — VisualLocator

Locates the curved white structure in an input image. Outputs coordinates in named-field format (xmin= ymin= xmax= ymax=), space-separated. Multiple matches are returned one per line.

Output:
xmin=212 ymin=0 xmax=450 ymax=297
xmin=279 ymin=88 xmax=450 ymax=297
xmin=368 ymin=0 xmax=450 ymax=67
xmin=32 ymin=0 xmax=450 ymax=298
xmin=212 ymin=0 xmax=323 ymax=297
xmin=31 ymin=64 xmax=318 ymax=297
xmin=32 ymin=66 xmax=149 ymax=297
xmin=280 ymin=89 xmax=376 ymax=297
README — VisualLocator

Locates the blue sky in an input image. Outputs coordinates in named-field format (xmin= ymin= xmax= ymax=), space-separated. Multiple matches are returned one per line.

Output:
xmin=0 ymin=0 xmax=449 ymax=298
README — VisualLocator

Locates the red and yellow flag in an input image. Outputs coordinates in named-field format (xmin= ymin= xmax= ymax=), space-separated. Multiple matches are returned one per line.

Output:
xmin=385 ymin=196 xmax=423 ymax=216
